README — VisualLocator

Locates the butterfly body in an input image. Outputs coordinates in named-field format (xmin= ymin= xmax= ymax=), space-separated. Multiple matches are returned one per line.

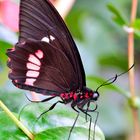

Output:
xmin=60 ymin=87 xmax=99 ymax=108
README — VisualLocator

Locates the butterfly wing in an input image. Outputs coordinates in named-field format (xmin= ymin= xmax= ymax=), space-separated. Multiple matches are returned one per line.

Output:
xmin=19 ymin=0 xmax=86 ymax=87
xmin=7 ymin=0 xmax=86 ymax=94
xmin=7 ymin=39 xmax=79 ymax=94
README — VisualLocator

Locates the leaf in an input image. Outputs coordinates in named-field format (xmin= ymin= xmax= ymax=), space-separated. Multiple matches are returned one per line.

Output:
xmin=34 ymin=126 xmax=104 ymax=140
xmin=98 ymin=54 xmax=128 ymax=70
xmin=132 ymin=19 xmax=140 ymax=30
xmin=86 ymin=76 xmax=129 ymax=97
xmin=0 ymin=40 xmax=11 ymax=65
xmin=0 ymin=102 xmax=105 ymax=140
xmin=132 ymin=19 xmax=140 ymax=38
xmin=0 ymin=112 xmax=28 ymax=140
xmin=0 ymin=89 xmax=27 ymax=112
xmin=107 ymin=4 xmax=127 ymax=26
xmin=19 ymin=103 xmax=105 ymax=140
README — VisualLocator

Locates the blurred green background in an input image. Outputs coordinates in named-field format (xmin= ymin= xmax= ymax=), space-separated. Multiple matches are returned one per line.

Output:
xmin=0 ymin=0 xmax=140 ymax=140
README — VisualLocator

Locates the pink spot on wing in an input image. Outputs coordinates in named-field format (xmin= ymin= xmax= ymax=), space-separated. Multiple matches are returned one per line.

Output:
xmin=28 ymin=54 xmax=41 ymax=66
xmin=11 ymin=47 xmax=15 ymax=52
xmin=14 ymin=80 xmax=18 ymax=83
xmin=8 ymin=58 xmax=11 ymax=62
xmin=25 ymin=78 xmax=36 ymax=86
xmin=26 ymin=71 xmax=39 ymax=77
xmin=35 ymin=50 xmax=44 ymax=59
xmin=27 ymin=63 xmax=40 ymax=70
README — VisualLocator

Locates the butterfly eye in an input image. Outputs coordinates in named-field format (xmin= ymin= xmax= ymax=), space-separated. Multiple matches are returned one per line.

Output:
xmin=93 ymin=92 xmax=99 ymax=100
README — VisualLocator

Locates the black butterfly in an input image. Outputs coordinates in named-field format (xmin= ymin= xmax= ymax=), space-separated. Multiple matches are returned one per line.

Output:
xmin=6 ymin=0 xmax=99 ymax=139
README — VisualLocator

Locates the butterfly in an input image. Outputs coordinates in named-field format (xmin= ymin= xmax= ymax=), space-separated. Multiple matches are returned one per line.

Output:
xmin=6 ymin=0 xmax=99 ymax=139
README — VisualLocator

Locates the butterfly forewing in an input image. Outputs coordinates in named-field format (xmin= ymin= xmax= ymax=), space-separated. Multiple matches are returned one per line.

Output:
xmin=7 ymin=0 xmax=86 ymax=94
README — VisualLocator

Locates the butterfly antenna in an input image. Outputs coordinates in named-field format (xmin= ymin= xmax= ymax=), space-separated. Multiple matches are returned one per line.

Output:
xmin=96 ymin=63 xmax=135 ymax=92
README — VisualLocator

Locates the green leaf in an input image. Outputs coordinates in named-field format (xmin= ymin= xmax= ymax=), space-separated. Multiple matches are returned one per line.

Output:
xmin=0 ymin=67 xmax=9 ymax=85
xmin=35 ymin=126 xmax=104 ymax=140
xmin=0 ymin=90 xmax=27 ymax=112
xmin=0 ymin=112 xmax=28 ymax=140
xmin=87 ymin=76 xmax=129 ymax=97
xmin=19 ymin=103 xmax=105 ymax=140
xmin=0 ymin=102 xmax=105 ymax=140
xmin=99 ymin=54 xmax=128 ymax=70
xmin=132 ymin=19 xmax=140 ymax=38
xmin=132 ymin=19 xmax=140 ymax=30
xmin=107 ymin=4 xmax=127 ymax=26
xmin=0 ymin=40 xmax=11 ymax=65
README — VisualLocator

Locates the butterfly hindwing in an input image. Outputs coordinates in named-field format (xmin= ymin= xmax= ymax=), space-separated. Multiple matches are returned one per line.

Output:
xmin=7 ymin=39 xmax=79 ymax=93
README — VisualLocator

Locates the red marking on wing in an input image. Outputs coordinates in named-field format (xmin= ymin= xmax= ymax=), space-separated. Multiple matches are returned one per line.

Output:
xmin=26 ymin=70 xmax=39 ymax=77
xmin=27 ymin=62 xmax=40 ymax=70
xmin=11 ymin=47 xmax=15 ymax=52
xmin=28 ymin=54 xmax=41 ymax=66
xmin=35 ymin=50 xmax=44 ymax=59
xmin=25 ymin=78 xmax=36 ymax=86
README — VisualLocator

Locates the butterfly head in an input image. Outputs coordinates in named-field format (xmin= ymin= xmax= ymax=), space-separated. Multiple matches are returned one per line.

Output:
xmin=83 ymin=87 xmax=99 ymax=101
xmin=92 ymin=91 xmax=99 ymax=101
xmin=75 ymin=88 xmax=99 ymax=113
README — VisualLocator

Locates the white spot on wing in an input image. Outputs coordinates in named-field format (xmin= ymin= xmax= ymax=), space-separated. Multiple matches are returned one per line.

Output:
xmin=25 ymin=78 xmax=36 ymax=86
xmin=26 ymin=70 xmax=39 ymax=77
xmin=11 ymin=47 xmax=15 ymax=52
xmin=27 ymin=63 xmax=40 ymax=70
xmin=35 ymin=50 xmax=43 ymax=59
xmin=28 ymin=54 xmax=41 ymax=66
xmin=50 ymin=35 xmax=55 ymax=41
xmin=41 ymin=37 xmax=50 ymax=43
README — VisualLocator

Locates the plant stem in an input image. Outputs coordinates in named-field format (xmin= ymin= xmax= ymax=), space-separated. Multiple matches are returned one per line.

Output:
xmin=0 ymin=100 xmax=34 ymax=140
xmin=128 ymin=0 xmax=140 ymax=140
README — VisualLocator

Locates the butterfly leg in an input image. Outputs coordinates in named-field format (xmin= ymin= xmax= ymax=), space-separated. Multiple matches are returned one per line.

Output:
xmin=25 ymin=93 xmax=56 ymax=103
xmin=37 ymin=100 xmax=64 ymax=120
xmin=68 ymin=104 xmax=80 ymax=140
xmin=86 ymin=102 xmax=98 ymax=140
xmin=18 ymin=95 xmax=56 ymax=120
xmin=78 ymin=102 xmax=99 ymax=140
xmin=92 ymin=111 xmax=99 ymax=140
xmin=78 ymin=107 xmax=92 ymax=140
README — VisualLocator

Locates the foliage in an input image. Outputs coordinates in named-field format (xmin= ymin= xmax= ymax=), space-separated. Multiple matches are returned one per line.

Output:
xmin=0 ymin=0 xmax=140 ymax=140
